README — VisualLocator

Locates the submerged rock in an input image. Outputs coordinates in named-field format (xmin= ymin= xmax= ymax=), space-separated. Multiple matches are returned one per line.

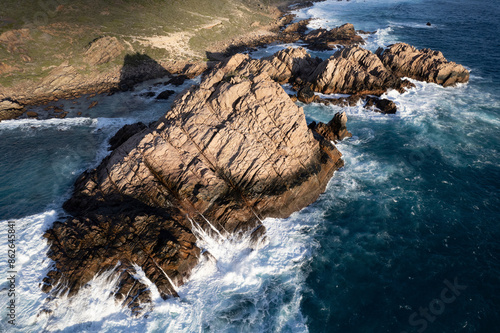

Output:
xmin=155 ymin=89 xmax=175 ymax=100
xmin=376 ymin=43 xmax=469 ymax=87
xmin=43 ymin=56 xmax=346 ymax=312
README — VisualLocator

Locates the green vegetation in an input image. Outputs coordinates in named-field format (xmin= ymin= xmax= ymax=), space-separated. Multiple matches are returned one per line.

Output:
xmin=0 ymin=0 xmax=290 ymax=88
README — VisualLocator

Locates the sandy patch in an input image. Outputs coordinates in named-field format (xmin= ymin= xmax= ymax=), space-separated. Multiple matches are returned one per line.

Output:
xmin=132 ymin=32 xmax=198 ymax=59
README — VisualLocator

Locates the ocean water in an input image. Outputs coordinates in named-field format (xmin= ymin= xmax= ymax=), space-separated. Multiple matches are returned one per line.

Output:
xmin=1 ymin=0 xmax=499 ymax=332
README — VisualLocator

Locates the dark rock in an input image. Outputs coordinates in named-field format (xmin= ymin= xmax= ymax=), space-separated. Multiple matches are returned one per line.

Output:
xmin=155 ymin=90 xmax=175 ymax=100
xmin=168 ymin=75 xmax=188 ymax=86
xmin=426 ymin=22 xmax=432 ymax=26
xmin=309 ymin=111 xmax=352 ymax=142
xmin=139 ymin=91 xmax=156 ymax=98
xmin=108 ymin=122 xmax=148 ymax=151
xmin=365 ymin=97 xmax=398 ymax=114
xmin=26 ymin=111 xmax=38 ymax=118
xmin=302 ymin=23 xmax=365 ymax=51
xmin=88 ymin=101 xmax=98 ymax=109
xmin=297 ymin=84 xmax=318 ymax=103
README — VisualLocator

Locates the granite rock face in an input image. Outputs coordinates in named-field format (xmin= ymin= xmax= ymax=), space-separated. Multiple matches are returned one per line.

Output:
xmin=43 ymin=55 xmax=345 ymax=313
xmin=377 ymin=43 xmax=470 ymax=87
xmin=307 ymin=47 xmax=412 ymax=95
xmin=236 ymin=47 xmax=321 ymax=84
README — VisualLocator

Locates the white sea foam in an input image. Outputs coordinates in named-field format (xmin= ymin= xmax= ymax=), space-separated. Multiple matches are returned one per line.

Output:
xmin=0 ymin=117 xmax=97 ymax=131
xmin=0 ymin=206 xmax=321 ymax=332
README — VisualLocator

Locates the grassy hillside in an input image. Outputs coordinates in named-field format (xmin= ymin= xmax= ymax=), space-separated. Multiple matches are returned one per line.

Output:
xmin=0 ymin=0 xmax=293 ymax=88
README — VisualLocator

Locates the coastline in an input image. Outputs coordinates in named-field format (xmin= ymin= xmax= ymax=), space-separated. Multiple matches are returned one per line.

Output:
xmin=1 ymin=0 xmax=497 ymax=331
xmin=0 ymin=0 xmax=322 ymax=121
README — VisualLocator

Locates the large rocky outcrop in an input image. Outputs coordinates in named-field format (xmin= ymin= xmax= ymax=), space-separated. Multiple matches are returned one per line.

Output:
xmin=307 ymin=46 xmax=412 ymax=95
xmin=43 ymin=55 xmax=346 ymax=313
xmin=207 ymin=47 xmax=322 ymax=85
xmin=376 ymin=43 xmax=470 ymax=87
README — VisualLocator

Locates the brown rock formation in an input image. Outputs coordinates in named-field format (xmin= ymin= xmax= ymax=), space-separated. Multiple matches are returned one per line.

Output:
xmin=377 ymin=43 xmax=470 ymax=87
xmin=309 ymin=111 xmax=352 ymax=142
xmin=308 ymin=46 xmax=409 ymax=95
xmin=43 ymin=56 xmax=345 ymax=313
xmin=0 ymin=99 xmax=25 ymax=121
xmin=237 ymin=47 xmax=322 ymax=84
xmin=302 ymin=23 xmax=365 ymax=50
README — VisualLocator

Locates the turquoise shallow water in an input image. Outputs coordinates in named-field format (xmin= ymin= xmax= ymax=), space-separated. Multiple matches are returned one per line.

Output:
xmin=0 ymin=0 xmax=499 ymax=332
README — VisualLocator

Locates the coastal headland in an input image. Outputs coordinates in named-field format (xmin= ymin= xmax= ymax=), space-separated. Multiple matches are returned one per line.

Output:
xmin=1 ymin=0 xmax=469 ymax=315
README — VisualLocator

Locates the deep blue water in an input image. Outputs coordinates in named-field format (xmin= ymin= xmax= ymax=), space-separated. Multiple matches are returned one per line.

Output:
xmin=298 ymin=0 xmax=500 ymax=332
xmin=0 ymin=0 xmax=498 ymax=332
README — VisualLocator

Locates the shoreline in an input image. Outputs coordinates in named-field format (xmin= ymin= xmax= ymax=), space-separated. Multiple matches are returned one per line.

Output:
xmin=0 ymin=0 xmax=322 ymax=122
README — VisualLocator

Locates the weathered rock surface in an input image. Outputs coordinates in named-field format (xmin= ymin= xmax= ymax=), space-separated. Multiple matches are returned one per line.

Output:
xmin=84 ymin=36 xmax=125 ymax=66
xmin=0 ymin=99 xmax=25 ymax=121
xmin=309 ymin=111 xmax=352 ymax=142
xmin=238 ymin=47 xmax=322 ymax=84
xmin=308 ymin=46 xmax=410 ymax=95
xmin=377 ymin=43 xmax=470 ymax=87
xmin=43 ymin=56 xmax=346 ymax=312
xmin=302 ymin=23 xmax=365 ymax=50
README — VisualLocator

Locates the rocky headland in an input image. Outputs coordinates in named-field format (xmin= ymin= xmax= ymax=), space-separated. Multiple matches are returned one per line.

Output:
xmin=41 ymin=35 xmax=469 ymax=313
xmin=0 ymin=1 xmax=471 ymax=315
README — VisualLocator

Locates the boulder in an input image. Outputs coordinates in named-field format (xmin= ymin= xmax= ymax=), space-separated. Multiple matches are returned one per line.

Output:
xmin=376 ymin=43 xmax=469 ymax=86
xmin=155 ymin=89 xmax=175 ymax=100
xmin=297 ymin=84 xmax=318 ymax=103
